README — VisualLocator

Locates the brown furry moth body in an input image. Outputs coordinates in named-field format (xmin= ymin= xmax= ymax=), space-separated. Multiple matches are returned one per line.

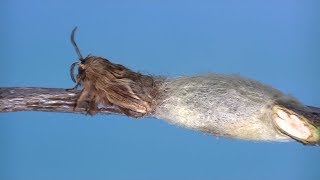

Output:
xmin=72 ymin=56 xmax=161 ymax=117
xmin=70 ymin=28 xmax=161 ymax=117
xmin=69 ymin=28 xmax=319 ymax=145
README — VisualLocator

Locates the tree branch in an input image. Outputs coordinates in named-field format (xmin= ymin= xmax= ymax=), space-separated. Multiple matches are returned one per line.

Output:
xmin=0 ymin=87 xmax=124 ymax=115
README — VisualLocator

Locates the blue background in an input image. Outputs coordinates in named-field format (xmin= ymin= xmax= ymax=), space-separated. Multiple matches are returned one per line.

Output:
xmin=1 ymin=0 xmax=320 ymax=179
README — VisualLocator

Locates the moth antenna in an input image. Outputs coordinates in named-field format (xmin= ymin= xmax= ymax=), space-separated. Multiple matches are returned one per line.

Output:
xmin=71 ymin=27 xmax=84 ymax=61
xmin=70 ymin=62 xmax=80 ymax=83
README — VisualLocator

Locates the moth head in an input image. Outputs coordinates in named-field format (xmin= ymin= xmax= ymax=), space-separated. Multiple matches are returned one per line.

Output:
xmin=70 ymin=27 xmax=87 ymax=83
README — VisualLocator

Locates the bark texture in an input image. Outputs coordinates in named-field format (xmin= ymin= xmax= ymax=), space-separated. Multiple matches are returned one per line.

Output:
xmin=0 ymin=87 xmax=124 ymax=115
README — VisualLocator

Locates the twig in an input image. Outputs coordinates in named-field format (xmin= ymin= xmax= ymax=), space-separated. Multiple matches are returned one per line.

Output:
xmin=0 ymin=87 xmax=124 ymax=115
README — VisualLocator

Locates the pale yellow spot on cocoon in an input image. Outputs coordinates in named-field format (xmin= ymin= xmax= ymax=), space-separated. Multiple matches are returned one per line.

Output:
xmin=274 ymin=108 xmax=311 ymax=140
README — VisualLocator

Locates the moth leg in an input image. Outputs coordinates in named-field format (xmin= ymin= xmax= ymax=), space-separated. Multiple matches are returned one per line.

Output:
xmin=74 ymin=89 xmax=90 ymax=113
xmin=87 ymin=94 xmax=99 ymax=115
xmin=118 ymin=107 xmax=146 ymax=118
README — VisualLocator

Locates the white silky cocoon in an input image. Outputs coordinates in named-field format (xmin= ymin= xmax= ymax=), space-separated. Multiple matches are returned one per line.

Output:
xmin=152 ymin=74 xmax=303 ymax=141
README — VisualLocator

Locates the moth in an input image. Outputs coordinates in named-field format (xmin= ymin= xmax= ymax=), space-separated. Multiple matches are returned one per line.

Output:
xmin=69 ymin=27 xmax=159 ymax=117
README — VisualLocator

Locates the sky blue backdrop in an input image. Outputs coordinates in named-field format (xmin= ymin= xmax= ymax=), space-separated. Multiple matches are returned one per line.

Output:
xmin=1 ymin=0 xmax=320 ymax=180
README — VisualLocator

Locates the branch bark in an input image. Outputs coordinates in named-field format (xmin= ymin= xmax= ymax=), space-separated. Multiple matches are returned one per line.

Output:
xmin=0 ymin=87 xmax=124 ymax=115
